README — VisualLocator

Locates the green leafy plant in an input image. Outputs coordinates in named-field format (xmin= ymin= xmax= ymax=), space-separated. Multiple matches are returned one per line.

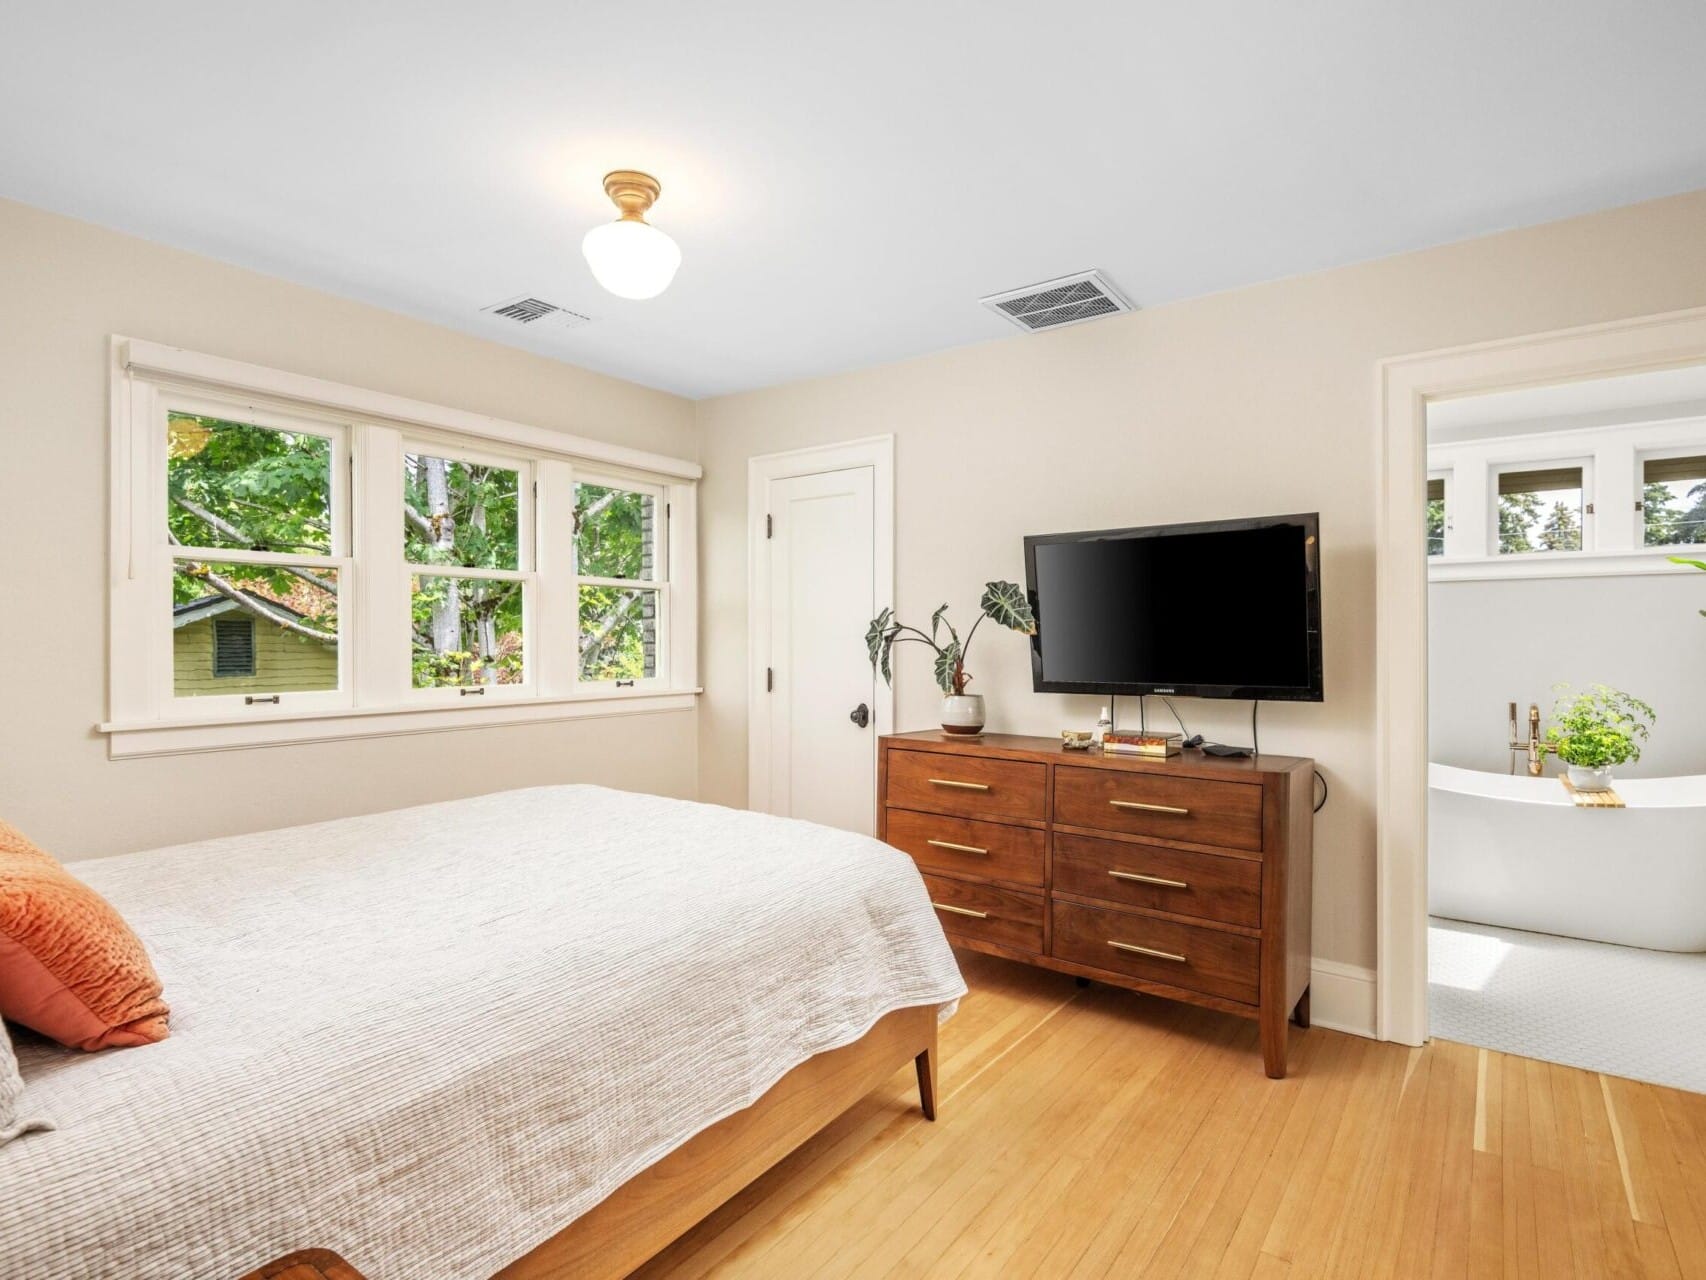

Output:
xmin=866 ymin=582 xmax=1037 ymax=695
xmin=1544 ymin=683 xmax=1655 ymax=770
xmin=1671 ymin=555 xmax=1706 ymax=618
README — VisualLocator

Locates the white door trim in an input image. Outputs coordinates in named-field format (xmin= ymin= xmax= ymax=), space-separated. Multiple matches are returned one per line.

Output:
xmin=747 ymin=436 xmax=896 ymax=816
xmin=1375 ymin=304 xmax=1706 ymax=1046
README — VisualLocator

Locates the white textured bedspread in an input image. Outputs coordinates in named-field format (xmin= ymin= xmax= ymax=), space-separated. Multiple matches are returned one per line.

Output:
xmin=3 ymin=786 xmax=964 ymax=1279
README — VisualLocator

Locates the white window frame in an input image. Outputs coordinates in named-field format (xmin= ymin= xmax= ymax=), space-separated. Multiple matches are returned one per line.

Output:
xmin=105 ymin=337 xmax=701 ymax=758
xmin=399 ymin=436 xmax=537 ymax=704
xmin=571 ymin=470 xmax=672 ymax=692
xmin=1427 ymin=414 xmax=1706 ymax=581
xmin=1488 ymin=454 xmax=1594 ymax=557
xmin=155 ymin=388 xmax=354 ymax=716
xmin=1637 ymin=444 xmax=1706 ymax=549
xmin=1425 ymin=468 xmax=1452 ymax=558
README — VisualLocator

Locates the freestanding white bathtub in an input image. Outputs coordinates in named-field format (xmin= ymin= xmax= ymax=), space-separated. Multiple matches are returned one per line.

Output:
xmin=1428 ymin=762 xmax=1706 ymax=952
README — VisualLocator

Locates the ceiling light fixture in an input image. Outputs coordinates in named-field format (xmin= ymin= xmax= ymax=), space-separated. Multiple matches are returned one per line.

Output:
xmin=581 ymin=170 xmax=681 ymax=301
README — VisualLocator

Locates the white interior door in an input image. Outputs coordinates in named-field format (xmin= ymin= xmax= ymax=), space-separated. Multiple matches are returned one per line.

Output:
xmin=762 ymin=466 xmax=878 ymax=832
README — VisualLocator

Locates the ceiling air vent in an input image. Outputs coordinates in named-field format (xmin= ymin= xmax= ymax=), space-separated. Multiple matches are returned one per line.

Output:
xmin=480 ymin=295 xmax=593 ymax=332
xmin=980 ymin=270 xmax=1133 ymax=333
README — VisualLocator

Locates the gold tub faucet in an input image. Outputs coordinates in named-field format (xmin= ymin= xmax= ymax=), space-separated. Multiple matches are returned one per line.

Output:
xmin=1508 ymin=701 xmax=1552 ymax=777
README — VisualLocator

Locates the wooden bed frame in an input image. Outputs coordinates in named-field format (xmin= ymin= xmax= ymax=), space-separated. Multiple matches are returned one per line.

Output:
xmin=493 ymin=1003 xmax=941 ymax=1280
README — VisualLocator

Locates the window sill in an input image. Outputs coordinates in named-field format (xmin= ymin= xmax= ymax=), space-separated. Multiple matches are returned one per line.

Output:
xmin=1428 ymin=548 xmax=1699 ymax=582
xmin=98 ymin=688 xmax=702 ymax=759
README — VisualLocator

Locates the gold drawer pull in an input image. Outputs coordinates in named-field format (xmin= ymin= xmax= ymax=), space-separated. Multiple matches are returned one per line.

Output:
xmin=1109 ymin=799 xmax=1189 ymax=816
xmin=927 ymin=838 xmax=989 ymax=856
xmin=1108 ymin=870 xmax=1188 ymax=889
xmin=933 ymin=902 xmax=989 ymax=919
xmin=1108 ymin=940 xmax=1187 ymax=963
xmin=930 ymin=778 xmax=991 ymax=792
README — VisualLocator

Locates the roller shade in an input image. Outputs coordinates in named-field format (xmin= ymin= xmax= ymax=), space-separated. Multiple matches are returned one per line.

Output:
xmin=1498 ymin=466 xmax=1581 ymax=495
xmin=1643 ymin=454 xmax=1706 ymax=485
xmin=1426 ymin=478 xmax=1445 ymax=503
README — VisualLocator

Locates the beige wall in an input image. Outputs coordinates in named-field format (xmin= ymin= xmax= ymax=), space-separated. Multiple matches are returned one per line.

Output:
xmin=695 ymin=189 xmax=1706 ymax=972
xmin=0 ymin=197 xmax=698 ymax=858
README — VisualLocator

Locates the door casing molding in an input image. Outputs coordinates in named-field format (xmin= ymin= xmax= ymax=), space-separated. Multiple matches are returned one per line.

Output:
xmin=747 ymin=436 xmax=896 ymax=816
xmin=1375 ymin=305 xmax=1706 ymax=1046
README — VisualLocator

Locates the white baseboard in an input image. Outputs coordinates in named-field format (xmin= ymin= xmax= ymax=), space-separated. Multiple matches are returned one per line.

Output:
xmin=1308 ymin=959 xmax=1377 ymax=1039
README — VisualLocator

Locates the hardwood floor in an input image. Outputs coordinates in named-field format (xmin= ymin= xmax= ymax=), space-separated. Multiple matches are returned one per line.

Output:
xmin=636 ymin=950 xmax=1706 ymax=1279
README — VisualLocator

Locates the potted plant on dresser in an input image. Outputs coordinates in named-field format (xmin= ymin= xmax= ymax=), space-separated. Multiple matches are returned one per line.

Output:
xmin=1544 ymin=683 xmax=1655 ymax=792
xmin=865 ymin=582 xmax=1036 ymax=735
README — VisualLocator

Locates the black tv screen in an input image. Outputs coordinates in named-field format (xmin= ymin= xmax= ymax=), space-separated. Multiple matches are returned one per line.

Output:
xmin=1024 ymin=514 xmax=1323 ymax=701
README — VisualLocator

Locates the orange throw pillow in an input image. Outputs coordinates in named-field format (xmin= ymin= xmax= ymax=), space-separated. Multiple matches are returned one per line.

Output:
xmin=0 ymin=819 xmax=170 ymax=1051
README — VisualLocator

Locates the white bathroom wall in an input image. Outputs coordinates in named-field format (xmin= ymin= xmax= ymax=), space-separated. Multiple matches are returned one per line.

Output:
xmin=1428 ymin=573 xmax=1706 ymax=776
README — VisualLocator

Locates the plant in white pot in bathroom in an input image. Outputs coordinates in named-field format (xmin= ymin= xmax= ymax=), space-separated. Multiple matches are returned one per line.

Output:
xmin=1544 ymin=683 xmax=1655 ymax=792
xmin=865 ymin=583 xmax=1037 ymax=735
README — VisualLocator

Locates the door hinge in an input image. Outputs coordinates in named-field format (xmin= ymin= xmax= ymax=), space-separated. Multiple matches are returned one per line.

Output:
xmin=766 ymin=513 xmax=773 ymax=539
xmin=766 ymin=667 xmax=773 ymax=692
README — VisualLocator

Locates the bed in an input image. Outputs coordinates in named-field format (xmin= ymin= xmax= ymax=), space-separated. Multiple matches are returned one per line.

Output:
xmin=1 ymin=785 xmax=965 ymax=1279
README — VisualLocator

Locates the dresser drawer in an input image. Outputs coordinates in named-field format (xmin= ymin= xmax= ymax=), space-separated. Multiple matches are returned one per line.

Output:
xmin=1053 ymin=832 xmax=1262 ymax=928
xmin=887 ymin=750 xmax=1047 ymax=824
xmin=921 ymin=874 xmax=1044 ymax=954
xmin=1053 ymin=765 xmax=1263 ymax=853
xmin=886 ymin=808 xmax=1045 ymax=888
xmin=1052 ymin=900 xmax=1259 ymax=1005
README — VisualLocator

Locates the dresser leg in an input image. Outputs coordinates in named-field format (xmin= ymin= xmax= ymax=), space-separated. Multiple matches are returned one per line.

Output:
xmin=1260 ymin=1012 xmax=1288 ymax=1079
xmin=915 ymin=1046 xmax=938 ymax=1121
xmin=1292 ymin=986 xmax=1311 ymax=1029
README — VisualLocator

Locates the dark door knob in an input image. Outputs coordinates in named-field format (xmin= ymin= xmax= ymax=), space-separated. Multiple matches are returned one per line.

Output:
xmin=849 ymin=703 xmax=870 ymax=728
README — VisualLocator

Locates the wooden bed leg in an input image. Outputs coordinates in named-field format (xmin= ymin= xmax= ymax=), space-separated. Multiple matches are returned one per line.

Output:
xmin=915 ymin=1047 xmax=938 ymax=1120
xmin=914 ymin=1014 xmax=939 ymax=1121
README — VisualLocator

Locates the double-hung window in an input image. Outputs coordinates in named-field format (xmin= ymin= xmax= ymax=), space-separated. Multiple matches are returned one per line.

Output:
xmin=108 ymin=339 xmax=699 ymax=755
xmin=403 ymin=443 xmax=533 ymax=695
xmin=574 ymin=477 xmax=668 ymax=687
xmin=162 ymin=397 xmax=352 ymax=711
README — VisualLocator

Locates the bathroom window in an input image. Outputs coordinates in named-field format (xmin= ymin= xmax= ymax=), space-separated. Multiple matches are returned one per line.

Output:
xmin=1426 ymin=476 xmax=1447 ymax=556
xmin=1496 ymin=464 xmax=1585 ymax=555
xmin=1641 ymin=452 xmax=1706 ymax=547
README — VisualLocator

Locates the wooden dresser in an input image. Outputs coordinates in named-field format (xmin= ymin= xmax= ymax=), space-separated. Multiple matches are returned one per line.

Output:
xmin=878 ymin=731 xmax=1313 ymax=1077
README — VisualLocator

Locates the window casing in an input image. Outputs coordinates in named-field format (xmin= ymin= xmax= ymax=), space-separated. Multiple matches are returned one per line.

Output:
xmin=108 ymin=338 xmax=699 ymax=755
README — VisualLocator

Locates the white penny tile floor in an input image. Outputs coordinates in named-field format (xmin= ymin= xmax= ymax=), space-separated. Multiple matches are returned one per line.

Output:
xmin=1429 ymin=915 xmax=1706 ymax=1094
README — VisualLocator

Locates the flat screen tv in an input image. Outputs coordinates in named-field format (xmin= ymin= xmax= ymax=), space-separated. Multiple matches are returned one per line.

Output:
xmin=1024 ymin=513 xmax=1323 ymax=701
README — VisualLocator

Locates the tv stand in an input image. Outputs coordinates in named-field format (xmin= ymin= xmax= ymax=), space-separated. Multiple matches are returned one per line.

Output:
xmin=878 ymin=730 xmax=1313 ymax=1077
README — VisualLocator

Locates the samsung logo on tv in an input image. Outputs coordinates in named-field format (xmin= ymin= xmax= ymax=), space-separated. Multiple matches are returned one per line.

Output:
xmin=1153 ymin=687 xmax=1176 ymax=694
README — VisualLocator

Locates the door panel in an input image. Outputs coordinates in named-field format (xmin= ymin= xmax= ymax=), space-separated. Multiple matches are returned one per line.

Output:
xmin=765 ymin=466 xmax=877 ymax=833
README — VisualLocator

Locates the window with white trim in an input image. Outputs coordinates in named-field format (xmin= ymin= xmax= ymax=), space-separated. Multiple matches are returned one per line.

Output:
xmin=574 ymin=477 xmax=666 ymax=686
xmin=1640 ymin=451 xmax=1706 ymax=547
xmin=109 ymin=339 xmax=699 ymax=754
xmin=1425 ymin=473 xmax=1449 ymax=557
xmin=1493 ymin=462 xmax=1587 ymax=555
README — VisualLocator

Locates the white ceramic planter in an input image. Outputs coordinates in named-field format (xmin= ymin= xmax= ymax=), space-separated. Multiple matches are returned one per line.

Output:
xmin=940 ymin=694 xmax=985 ymax=736
xmin=1566 ymin=764 xmax=1615 ymax=792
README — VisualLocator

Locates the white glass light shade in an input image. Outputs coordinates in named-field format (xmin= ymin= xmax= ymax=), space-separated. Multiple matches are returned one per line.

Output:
xmin=581 ymin=218 xmax=681 ymax=300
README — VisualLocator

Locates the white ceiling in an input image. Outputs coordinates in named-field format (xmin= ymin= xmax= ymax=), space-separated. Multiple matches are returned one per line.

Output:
xmin=4 ymin=3 xmax=1705 ymax=399
xmin=1429 ymin=364 xmax=1706 ymax=443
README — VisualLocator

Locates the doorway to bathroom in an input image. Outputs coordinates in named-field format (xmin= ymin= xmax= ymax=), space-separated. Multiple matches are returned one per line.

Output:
xmin=1422 ymin=363 xmax=1706 ymax=1092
